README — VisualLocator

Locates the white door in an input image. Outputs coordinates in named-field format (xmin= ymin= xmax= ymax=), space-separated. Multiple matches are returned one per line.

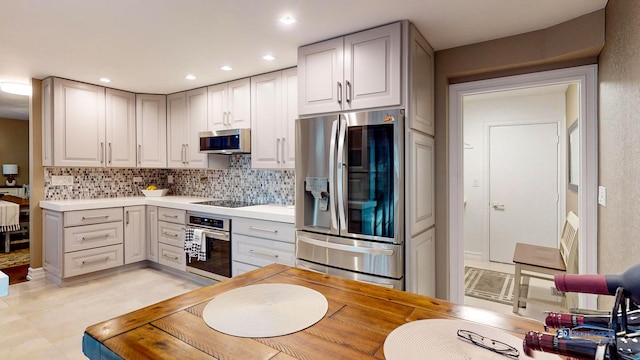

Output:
xmin=489 ymin=123 xmax=559 ymax=263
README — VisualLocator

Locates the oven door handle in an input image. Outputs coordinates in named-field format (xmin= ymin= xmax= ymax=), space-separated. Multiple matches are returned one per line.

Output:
xmin=297 ymin=235 xmax=394 ymax=256
xmin=187 ymin=226 xmax=230 ymax=241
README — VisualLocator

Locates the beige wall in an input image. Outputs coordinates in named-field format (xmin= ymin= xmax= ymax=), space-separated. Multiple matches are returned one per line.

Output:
xmin=433 ymin=10 xmax=605 ymax=299
xmin=0 ymin=117 xmax=29 ymax=185
xmin=597 ymin=1 xmax=640 ymax=309
xmin=565 ymin=84 xmax=579 ymax=216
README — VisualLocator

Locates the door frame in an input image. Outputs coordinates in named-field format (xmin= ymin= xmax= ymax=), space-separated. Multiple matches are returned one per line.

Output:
xmin=484 ymin=120 xmax=565 ymax=262
xmin=448 ymin=65 xmax=598 ymax=309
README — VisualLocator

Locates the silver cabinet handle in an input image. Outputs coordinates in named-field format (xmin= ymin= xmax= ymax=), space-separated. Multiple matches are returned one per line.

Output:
xmin=249 ymin=249 xmax=279 ymax=258
xmin=126 ymin=211 xmax=129 ymax=225
xmin=138 ymin=144 xmax=142 ymax=164
xmin=108 ymin=142 xmax=112 ymax=164
xmin=162 ymin=253 xmax=180 ymax=261
xmin=226 ymin=111 xmax=231 ymax=126
xmin=81 ymin=233 xmax=110 ymax=241
xmin=82 ymin=215 xmax=110 ymax=220
xmin=162 ymin=231 xmax=180 ymax=238
xmin=345 ymin=80 xmax=352 ymax=103
xmin=297 ymin=235 xmax=394 ymax=256
xmin=248 ymin=225 xmax=278 ymax=233
xmin=184 ymin=144 xmax=189 ymax=165
xmin=281 ymin=138 xmax=286 ymax=163
xmin=82 ymin=256 xmax=110 ymax=265
xmin=276 ymin=138 xmax=281 ymax=164
xmin=162 ymin=214 xmax=179 ymax=219
xmin=100 ymin=142 xmax=105 ymax=164
xmin=337 ymin=82 xmax=342 ymax=104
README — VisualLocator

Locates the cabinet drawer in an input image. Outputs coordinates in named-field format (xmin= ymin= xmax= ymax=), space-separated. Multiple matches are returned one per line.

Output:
xmin=63 ymin=244 xmax=123 ymax=278
xmin=64 ymin=222 xmax=123 ymax=253
xmin=158 ymin=221 xmax=184 ymax=247
xmin=232 ymin=261 xmax=260 ymax=277
xmin=158 ymin=243 xmax=186 ymax=271
xmin=233 ymin=234 xmax=295 ymax=267
xmin=64 ymin=208 xmax=123 ymax=226
xmin=233 ymin=217 xmax=295 ymax=243
xmin=158 ymin=207 xmax=185 ymax=224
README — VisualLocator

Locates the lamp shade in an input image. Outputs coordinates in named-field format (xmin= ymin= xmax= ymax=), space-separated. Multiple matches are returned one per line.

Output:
xmin=2 ymin=164 xmax=18 ymax=175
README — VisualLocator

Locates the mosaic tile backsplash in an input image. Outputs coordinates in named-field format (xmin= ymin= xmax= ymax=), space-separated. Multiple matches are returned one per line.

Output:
xmin=44 ymin=155 xmax=295 ymax=205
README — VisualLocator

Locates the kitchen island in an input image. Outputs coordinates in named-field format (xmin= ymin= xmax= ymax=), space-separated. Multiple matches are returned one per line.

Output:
xmin=83 ymin=264 xmax=546 ymax=359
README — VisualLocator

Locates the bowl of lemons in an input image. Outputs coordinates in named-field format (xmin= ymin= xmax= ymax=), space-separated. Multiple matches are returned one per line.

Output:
xmin=141 ymin=185 xmax=169 ymax=197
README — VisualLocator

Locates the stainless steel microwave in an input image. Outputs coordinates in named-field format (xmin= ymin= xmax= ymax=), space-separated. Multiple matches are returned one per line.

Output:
xmin=199 ymin=129 xmax=251 ymax=154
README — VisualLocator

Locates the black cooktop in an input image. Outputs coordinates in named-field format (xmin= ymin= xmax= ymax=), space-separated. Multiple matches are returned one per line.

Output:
xmin=194 ymin=199 xmax=262 ymax=208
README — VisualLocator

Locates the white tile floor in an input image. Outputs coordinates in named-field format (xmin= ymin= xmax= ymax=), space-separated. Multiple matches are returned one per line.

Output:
xmin=0 ymin=268 xmax=201 ymax=360
xmin=464 ymin=259 xmax=566 ymax=323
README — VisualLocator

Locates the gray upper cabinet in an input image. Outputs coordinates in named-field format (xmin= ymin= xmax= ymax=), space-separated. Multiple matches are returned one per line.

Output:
xmin=298 ymin=22 xmax=402 ymax=116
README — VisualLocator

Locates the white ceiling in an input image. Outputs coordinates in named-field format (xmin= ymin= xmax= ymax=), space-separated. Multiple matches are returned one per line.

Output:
xmin=0 ymin=0 xmax=607 ymax=121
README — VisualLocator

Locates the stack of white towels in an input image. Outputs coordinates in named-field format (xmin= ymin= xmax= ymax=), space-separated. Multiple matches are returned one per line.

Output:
xmin=184 ymin=228 xmax=206 ymax=262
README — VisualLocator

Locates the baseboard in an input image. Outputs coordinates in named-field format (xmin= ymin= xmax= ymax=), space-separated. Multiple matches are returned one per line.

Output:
xmin=27 ymin=267 xmax=46 ymax=281
xmin=463 ymin=251 xmax=483 ymax=261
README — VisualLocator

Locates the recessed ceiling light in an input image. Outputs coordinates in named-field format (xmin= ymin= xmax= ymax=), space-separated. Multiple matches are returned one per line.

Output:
xmin=185 ymin=74 xmax=196 ymax=80
xmin=0 ymin=82 xmax=31 ymax=96
xmin=279 ymin=16 xmax=297 ymax=25
xmin=100 ymin=77 xmax=111 ymax=83
xmin=262 ymin=55 xmax=276 ymax=61
xmin=220 ymin=66 xmax=233 ymax=71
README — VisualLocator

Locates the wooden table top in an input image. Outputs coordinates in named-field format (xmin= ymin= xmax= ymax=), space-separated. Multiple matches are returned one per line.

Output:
xmin=0 ymin=195 xmax=28 ymax=206
xmin=83 ymin=264 xmax=546 ymax=359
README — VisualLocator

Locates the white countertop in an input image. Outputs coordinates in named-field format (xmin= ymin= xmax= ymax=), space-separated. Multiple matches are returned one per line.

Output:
xmin=39 ymin=196 xmax=295 ymax=223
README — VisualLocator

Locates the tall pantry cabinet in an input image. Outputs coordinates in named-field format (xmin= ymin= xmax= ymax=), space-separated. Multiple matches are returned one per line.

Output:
xmin=297 ymin=21 xmax=435 ymax=296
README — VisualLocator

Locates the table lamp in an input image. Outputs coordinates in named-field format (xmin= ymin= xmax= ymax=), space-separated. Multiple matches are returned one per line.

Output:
xmin=2 ymin=164 xmax=18 ymax=186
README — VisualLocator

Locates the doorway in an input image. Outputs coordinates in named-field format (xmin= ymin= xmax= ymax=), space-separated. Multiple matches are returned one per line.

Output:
xmin=449 ymin=65 xmax=599 ymax=310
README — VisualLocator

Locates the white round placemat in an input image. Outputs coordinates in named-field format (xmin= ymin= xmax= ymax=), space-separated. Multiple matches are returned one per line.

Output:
xmin=202 ymin=283 xmax=328 ymax=338
xmin=384 ymin=319 xmax=561 ymax=360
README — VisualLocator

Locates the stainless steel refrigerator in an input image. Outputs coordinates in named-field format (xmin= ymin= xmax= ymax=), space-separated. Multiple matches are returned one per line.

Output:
xmin=295 ymin=109 xmax=404 ymax=289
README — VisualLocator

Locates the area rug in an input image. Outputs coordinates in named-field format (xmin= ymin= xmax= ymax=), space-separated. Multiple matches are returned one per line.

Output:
xmin=464 ymin=266 xmax=515 ymax=305
xmin=0 ymin=248 xmax=30 ymax=268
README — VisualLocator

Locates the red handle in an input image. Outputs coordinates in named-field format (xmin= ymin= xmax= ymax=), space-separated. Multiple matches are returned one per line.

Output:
xmin=554 ymin=274 xmax=610 ymax=295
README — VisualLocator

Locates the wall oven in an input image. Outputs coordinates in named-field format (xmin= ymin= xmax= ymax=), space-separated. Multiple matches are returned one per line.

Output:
xmin=185 ymin=212 xmax=231 ymax=282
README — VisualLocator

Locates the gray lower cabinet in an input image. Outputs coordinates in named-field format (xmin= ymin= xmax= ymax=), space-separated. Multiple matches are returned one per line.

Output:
xmin=157 ymin=207 xmax=186 ymax=271
xmin=231 ymin=217 xmax=294 ymax=276
xmin=43 ymin=207 xmax=124 ymax=284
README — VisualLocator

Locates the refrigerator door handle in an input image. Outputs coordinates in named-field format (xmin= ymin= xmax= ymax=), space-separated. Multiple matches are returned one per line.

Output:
xmin=297 ymin=235 xmax=395 ymax=256
xmin=329 ymin=119 xmax=339 ymax=230
xmin=336 ymin=116 xmax=347 ymax=230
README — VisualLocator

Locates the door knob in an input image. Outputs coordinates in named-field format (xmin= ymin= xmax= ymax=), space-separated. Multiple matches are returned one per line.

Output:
xmin=491 ymin=201 xmax=505 ymax=210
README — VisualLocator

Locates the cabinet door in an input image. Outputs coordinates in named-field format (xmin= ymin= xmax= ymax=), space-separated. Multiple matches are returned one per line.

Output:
xmin=344 ymin=22 xmax=402 ymax=111
xmin=43 ymin=210 xmax=63 ymax=278
xmin=136 ymin=94 xmax=167 ymax=168
xmin=281 ymin=68 xmax=298 ymax=168
xmin=145 ymin=206 xmax=159 ymax=262
xmin=124 ymin=205 xmax=146 ymax=264
xmin=251 ymin=71 xmax=282 ymax=169
xmin=53 ymin=78 xmax=106 ymax=167
xmin=106 ymin=88 xmax=136 ymax=167
xmin=406 ymin=227 xmax=435 ymax=296
xmin=167 ymin=92 xmax=187 ymax=167
xmin=410 ymin=26 xmax=435 ymax=135
xmin=185 ymin=87 xmax=208 ymax=168
xmin=207 ymin=83 xmax=227 ymax=131
xmin=298 ymin=37 xmax=344 ymax=115
xmin=227 ymin=78 xmax=251 ymax=129
xmin=407 ymin=130 xmax=435 ymax=236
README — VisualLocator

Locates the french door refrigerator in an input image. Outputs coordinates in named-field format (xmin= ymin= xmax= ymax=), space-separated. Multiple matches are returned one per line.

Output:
xmin=295 ymin=109 xmax=404 ymax=289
